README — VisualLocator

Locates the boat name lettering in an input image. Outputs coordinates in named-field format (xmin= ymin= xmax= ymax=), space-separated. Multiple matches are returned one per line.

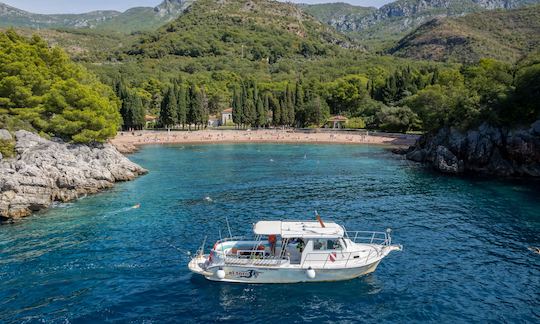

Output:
xmin=228 ymin=269 xmax=262 ymax=278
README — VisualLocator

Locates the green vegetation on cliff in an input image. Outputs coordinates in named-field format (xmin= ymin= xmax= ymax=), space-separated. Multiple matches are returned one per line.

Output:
xmin=0 ymin=30 xmax=121 ymax=143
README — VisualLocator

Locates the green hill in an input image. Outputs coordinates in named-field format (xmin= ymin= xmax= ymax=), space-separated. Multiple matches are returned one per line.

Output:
xmin=127 ymin=0 xmax=355 ymax=60
xmin=389 ymin=5 xmax=540 ymax=63
xmin=302 ymin=0 xmax=540 ymax=50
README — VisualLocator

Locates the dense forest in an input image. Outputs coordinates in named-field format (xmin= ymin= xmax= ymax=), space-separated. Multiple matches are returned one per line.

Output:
xmin=0 ymin=30 xmax=121 ymax=145
xmin=0 ymin=0 xmax=539 ymax=152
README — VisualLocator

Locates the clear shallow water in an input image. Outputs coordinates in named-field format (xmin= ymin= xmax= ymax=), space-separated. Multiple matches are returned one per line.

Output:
xmin=1 ymin=144 xmax=539 ymax=323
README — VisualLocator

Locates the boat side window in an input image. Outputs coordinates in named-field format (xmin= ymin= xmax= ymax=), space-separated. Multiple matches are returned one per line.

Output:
xmin=312 ymin=239 xmax=326 ymax=250
xmin=327 ymin=239 xmax=342 ymax=250
xmin=313 ymin=239 xmax=343 ymax=250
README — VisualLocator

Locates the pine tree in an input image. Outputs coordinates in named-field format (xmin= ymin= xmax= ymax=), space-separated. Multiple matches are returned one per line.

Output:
xmin=159 ymin=86 xmax=177 ymax=128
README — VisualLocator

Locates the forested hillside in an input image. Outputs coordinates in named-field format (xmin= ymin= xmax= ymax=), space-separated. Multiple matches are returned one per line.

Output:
xmin=303 ymin=0 xmax=540 ymax=49
xmin=389 ymin=5 xmax=540 ymax=63
xmin=0 ymin=30 xmax=121 ymax=146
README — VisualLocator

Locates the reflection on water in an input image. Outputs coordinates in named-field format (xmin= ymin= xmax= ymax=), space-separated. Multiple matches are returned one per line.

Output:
xmin=0 ymin=144 xmax=539 ymax=323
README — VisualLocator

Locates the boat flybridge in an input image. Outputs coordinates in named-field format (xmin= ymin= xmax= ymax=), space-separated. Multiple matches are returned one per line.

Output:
xmin=188 ymin=217 xmax=402 ymax=283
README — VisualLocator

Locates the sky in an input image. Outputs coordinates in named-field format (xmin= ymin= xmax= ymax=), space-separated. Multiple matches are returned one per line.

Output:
xmin=2 ymin=0 xmax=393 ymax=14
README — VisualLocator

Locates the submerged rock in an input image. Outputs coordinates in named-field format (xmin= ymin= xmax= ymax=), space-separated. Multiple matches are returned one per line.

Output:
xmin=0 ymin=130 xmax=147 ymax=220
xmin=405 ymin=120 xmax=540 ymax=177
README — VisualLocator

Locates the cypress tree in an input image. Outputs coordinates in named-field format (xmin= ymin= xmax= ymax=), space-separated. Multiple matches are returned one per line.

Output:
xmin=285 ymin=84 xmax=295 ymax=126
xmin=295 ymin=79 xmax=304 ymax=109
xmin=256 ymin=97 xmax=266 ymax=128
xmin=232 ymin=86 xmax=243 ymax=128
xmin=121 ymin=93 xmax=133 ymax=130
xmin=279 ymin=96 xmax=287 ymax=126
xmin=241 ymin=82 xmax=249 ymax=127
xmin=268 ymin=94 xmax=281 ymax=126
xmin=244 ymin=98 xmax=256 ymax=127
xmin=176 ymin=82 xmax=187 ymax=129
xmin=199 ymin=86 xmax=209 ymax=128
xmin=131 ymin=91 xmax=145 ymax=130
xmin=253 ymin=81 xmax=259 ymax=103
xmin=187 ymin=84 xmax=198 ymax=129
xmin=159 ymin=86 xmax=177 ymax=129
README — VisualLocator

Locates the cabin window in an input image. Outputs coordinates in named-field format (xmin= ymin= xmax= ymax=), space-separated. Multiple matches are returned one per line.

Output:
xmin=312 ymin=239 xmax=342 ymax=251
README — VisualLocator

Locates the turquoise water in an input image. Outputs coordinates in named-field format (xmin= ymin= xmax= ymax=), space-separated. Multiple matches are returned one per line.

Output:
xmin=1 ymin=144 xmax=539 ymax=323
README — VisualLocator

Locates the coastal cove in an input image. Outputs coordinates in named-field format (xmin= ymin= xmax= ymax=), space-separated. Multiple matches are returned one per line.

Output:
xmin=1 ymin=144 xmax=539 ymax=322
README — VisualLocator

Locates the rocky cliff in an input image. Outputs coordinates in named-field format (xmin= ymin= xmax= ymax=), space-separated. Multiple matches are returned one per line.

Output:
xmin=304 ymin=0 xmax=540 ymax=43
xmin=405 ymin=120 xmax=540 ymax=176
xmin=0 ymin=130 xmax=147 ymax=220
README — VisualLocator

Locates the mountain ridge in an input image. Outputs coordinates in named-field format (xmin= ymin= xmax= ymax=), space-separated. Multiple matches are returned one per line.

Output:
xmin=0 ymin=0 xmax=193 ymax=33
xmin=303 ymin=0 xmax=540 ymax=47
xmin=389 ymin=5 xmax=540 ymax=63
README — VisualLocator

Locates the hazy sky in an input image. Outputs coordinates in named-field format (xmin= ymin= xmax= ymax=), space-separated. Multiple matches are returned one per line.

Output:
xmin=2 ymin=0 xmax=393 ymax=14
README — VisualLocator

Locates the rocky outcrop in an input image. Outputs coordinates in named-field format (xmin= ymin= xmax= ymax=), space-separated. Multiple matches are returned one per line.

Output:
xmin=405 ymin=120 xmax=540 ymax=176
xmin=0 ymin=130 xmax=147 ymax=220
xmin=305 ymin=0 xmax=539 ymax=34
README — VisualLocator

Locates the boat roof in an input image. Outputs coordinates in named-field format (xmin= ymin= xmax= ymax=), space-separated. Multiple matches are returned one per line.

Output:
xmin=253 ymin=221 xmax=345 ymax=239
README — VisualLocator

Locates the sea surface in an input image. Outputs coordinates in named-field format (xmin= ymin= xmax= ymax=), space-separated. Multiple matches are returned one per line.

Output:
xmin=1 ymin=144 xmax=539 ymax=323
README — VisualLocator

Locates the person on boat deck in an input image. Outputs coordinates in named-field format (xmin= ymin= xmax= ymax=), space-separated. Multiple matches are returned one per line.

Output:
xmin=290 ymin=238 xmax=305 ymax=253
xmin=328 ymin=239 xmax=341 ymax=250
xmin=268 ymin=234 xmax=277 ymax=255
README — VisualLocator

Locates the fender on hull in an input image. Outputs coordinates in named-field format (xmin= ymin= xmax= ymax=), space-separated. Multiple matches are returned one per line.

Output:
xmin=202 ymin=261 xmax=381 ymax=283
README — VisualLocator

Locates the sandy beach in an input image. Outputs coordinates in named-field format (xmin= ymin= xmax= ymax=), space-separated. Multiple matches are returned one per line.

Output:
xmin=111 ymin=129 xmax=419 ymax=153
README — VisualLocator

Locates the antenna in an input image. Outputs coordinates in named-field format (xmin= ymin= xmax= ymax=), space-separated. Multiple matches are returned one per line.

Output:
xmin=315 ymin=210 xmax=325 ymax=228
xmin=225 ymin=216 xmax=233 ymax=238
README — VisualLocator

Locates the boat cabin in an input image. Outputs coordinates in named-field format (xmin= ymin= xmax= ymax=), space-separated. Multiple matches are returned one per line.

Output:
xmin=210 ymin=220 xmax=357 ymax=268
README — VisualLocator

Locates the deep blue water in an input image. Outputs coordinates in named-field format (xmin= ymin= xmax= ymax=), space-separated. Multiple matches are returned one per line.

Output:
xmin=1 ymin=144 xmax=539 ymax=323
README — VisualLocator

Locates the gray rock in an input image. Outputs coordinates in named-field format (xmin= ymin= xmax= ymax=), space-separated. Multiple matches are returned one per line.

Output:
xmin=0 ymin=131 xmax=147 ymax=219
xmin=531 ymin=120 xmax=540 ymax=135
xmin=434 ymin=145 xmax=463 ymax=174
xmin=405 ymin=119 xmax=540 ymax=177
xmin=406 ymin=148 xmax=427 ymax=162
xmin=0 ymin=129 xmax=12 ymax=141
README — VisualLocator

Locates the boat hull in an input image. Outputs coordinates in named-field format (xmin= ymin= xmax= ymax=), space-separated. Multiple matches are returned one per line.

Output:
xmin=200 ymin=261 xmax=381 ymax=283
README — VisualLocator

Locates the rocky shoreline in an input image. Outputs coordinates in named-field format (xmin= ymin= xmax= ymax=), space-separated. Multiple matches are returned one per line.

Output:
xmin=0 ymin=130 xmax=147 ymax=220
xmin=404 ymin=120 xmax=540 ymax=176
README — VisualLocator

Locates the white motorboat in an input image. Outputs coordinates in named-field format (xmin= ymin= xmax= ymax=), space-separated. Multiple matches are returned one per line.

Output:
xmin=188 ymin=218 xmax=402 ymax=283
